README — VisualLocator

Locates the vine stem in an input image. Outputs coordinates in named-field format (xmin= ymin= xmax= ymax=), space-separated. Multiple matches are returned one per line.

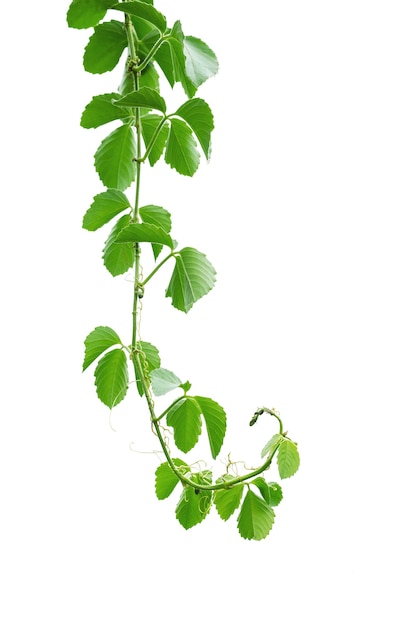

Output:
xmin=124 ymin=11 xmax=283 ymax=497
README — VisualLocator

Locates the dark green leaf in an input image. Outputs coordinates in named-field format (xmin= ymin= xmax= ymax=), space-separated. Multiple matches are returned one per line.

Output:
xmin=150 ymin=368 xmax=182 ymax=396
xmin=81 ymin=93 xmax=132 ymax=129
xmin=83 ymin=326 xmax=122 ymax=371
xmin=102 ymin=214 xmax=134 ymax=276
xmin=183 ymin=36 xmax=219 ymax=89
xmin=165 ymin=118 xmax=200 ymax=176
xmin=278 ymin=439 xmax=300 ymax=479
xmin=141 ymin=113 xmax=169 ymax=166
xmin=94 ymin=124 xmax=136 ymax=190
xmin=155 ymin=458 xmax=188 ymax=500
xmin=94 ymin=348 xmax=128 ymax=408
xmin=175 ymin=98 xmax=214 ymax=160
xmin=111 ymin=1 xmax=167 ymax=32
xmin=82 ymin=189 xmax=130 ymax=231
xmin=67 ymin=0 xmax=114 ymax=29
xmin=138 ymin=62 xmax=160 ymax=90
xmin=194 ymin=396 xmax=226 ymax=459
xmin=166 ymin=247 xmax=216 ymax=313
xmin=113 ymin=87 xmax=166 ymax=113
xmin=83 ymin=21 xmax=127 ymax=74
xmin=154 ymin=40 xmax=176 ymax=88
xmin=116 ymin=223 xmax=173 ymax=249
xmin=214 ymin=480 xmax=244 ymax=521
xmin=237 ymin=490 xmax=275 ymax=541
xmin=166 ymin=397 xmax=202 ymax=453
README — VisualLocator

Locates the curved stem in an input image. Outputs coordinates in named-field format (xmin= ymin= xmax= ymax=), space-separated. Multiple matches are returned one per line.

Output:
xmin=141 ymin=251 xmax=174 ymax=286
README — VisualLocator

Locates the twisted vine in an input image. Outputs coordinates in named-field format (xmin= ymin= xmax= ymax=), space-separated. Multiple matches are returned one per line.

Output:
xmin=68 ymin=0 xmax=300 ymax=540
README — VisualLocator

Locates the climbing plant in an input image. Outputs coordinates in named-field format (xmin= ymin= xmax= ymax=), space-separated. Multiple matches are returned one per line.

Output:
xmin=67 ymin=0 xmax=300 ymax=540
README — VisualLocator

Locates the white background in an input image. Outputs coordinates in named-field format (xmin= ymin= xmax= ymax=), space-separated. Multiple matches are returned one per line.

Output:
xmin=1 ymin=1 xmax=417 ymax=623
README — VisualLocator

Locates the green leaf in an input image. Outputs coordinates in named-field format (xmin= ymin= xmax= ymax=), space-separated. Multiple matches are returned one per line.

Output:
xmin=83 ymin=21 xmax=127 ymax=74
xmin=166 ymin=397 xmax=202 ymax=453
xmin=141 ymin=113 xmax=169 ymax=166
xmin=150 ymin=368 xmax=182 ymax=396
xmin=165 ymin=118 xmax=200 ymax=176
xmin=183 ymin=36 xmax=219 ymax=90
xmin=67 ymin=0 xmax=114 ymax=29
xmin=139 ymin=62 xmax=160 ymax=91
xmin=81 ymin=93 xmax=132 ymax=129
xmin=116 ymin=223 xmax=173 ymax=248
xmin=250 ymin=478 xmax=282 ymax=507
xmin=102 ymin=214 xmax=135 ymax=276
xmin=94 ymin=348 xmax=128 ymax=408
xmin=139 ymin=205 xmax=172 ymax=259
xmin=82 ymin=189 xmax=130 ymax=231
xmin=193 ymin=396 xmax=226 ymax=459
xmin=139 ymin=205 xmax=171 ymax=233
xmin=113 ymin=88 xmax=166 ymax=113
xmin=155 ymin=458 xmax=188 ymax=500
xmin=267 ymin=482 xmax=283 ymax=507
xmin=175 ymin=98 xmax=214 ymax=160
xmin=138 ymin=341 xmax=160 ymax=372
xmin=83 ymin=326 xmax=122 ymax=371
xmin=261 ymin=433 xmax=282 ymax=458
xmin=214 ymin=480 xmax=244 ymax=521
xmin=278 ymin=439 xmax=300 ymax=479
xmin=237 ymin=490 xmax=275 ymax=541
xmin=175 ymin=486 xmax=211 ymax=530
xmin=112 ymin=1 xmax=167 ymax=33
xmin=134 ymin=340 xmax=160 ymax=396
xmin=94 ymin=124 xmax=136 ymax=191
xmin=166 ymin=247 xmax=216 ymax=313
xmin=175 ymin=473 xmax=212 ymax=530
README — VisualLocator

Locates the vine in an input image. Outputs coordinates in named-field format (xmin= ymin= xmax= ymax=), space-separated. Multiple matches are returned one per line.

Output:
xmin=68 ymin=0 xmax=300 ymax=540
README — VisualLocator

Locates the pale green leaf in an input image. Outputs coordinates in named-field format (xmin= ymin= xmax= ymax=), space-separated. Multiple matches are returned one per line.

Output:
xmin=94 ymin=124 xmax=136 ymax=191
xmin=67 ymin=0 xmax=114 ymax=29
xmin=111 ymin=1 xmax=167 ymax=33
xmin=214 ymin=480 xmax=244 ymax=521
xmin=102 ymin=214 xmax=134 ymax=276
xmin=175 ymin=98 xmax=214 ymax=160
xmin=165 ymin=247 xmax=216 ymax=313
xmin=113 ymin=87 xmax=166 ymax=113
xmin=116 ymin=223 xmax=173 ymax=248
xmin=83 ymin=326 xmax=122 ymax=371
xmin=267 ymin=482 xmax=283 ymax=507
xmin=237 ymin=490 xmax=275 ymax=541
xmin=278 ymin=439 xmax=300 ymax=479
xmin=166 ymin=397 xmax=202 ymax=453
xmin=82 ymin=189 xmax=130 ymax=231
xmin=175 ymin=486 xmax=210 ymax=530
xmin=83 ymin=21 xmax=127 ymax=74
xmin=81 ymin=93 xmax=132 ymax=129
xmin=194 ymin=396 xmax=226 ymax=459
xmin=250 ymin=478 xmax=283 ymax=507
xmin=141 ymin=113 xmax=169 ymax=166
xmin=155 ymin=458 xmax=188 ymax=500
xmin=183 ymin=36 xmax=219 ymax=89
xmin=94 ymin=348 xmax=128 ymax=408
xmin=150 ymin=368 xmax=182 ymax=396
xmin=261 ymin=433 xmax=282 ymax=458
xmin=165 ymin=118 xmax=200 ymax=177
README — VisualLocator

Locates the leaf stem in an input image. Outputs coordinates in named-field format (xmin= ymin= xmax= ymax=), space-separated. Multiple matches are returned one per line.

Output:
xmin=141 ymin=251 xmax=174 ymax=286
